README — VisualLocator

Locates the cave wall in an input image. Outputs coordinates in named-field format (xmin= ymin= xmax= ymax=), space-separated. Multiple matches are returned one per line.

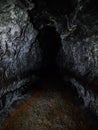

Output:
xmin=0 ymin=0 xmax=98 ymax=114
xmin=29 ymin=0 xmax=98 ymax=114
xmin=0 ymin=0 xmax=42 ymax=110
xmin=58 ymin=0 xmax=98 ymax=80
xmin=29 ymin=0 xmax=98 ymax=80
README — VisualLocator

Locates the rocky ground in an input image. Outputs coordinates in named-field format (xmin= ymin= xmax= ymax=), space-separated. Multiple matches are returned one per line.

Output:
xmin=0 ymin=76 xmax=97 ymax=130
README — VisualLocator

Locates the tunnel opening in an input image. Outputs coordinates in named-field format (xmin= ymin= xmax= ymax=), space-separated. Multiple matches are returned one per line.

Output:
xmin=37 ymin=26 xmax=61 ymax=77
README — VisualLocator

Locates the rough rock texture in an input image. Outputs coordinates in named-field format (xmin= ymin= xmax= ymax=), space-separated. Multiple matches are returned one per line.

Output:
xmin=0 ymin=0 xmax=98 ymax=128
xmin=29 ymin=0 xmax=98 ymax=115
xmin=59 ymin=35 xmax=96 ymax=78
xmin=31 ymin=0 xmax=98 ymax=80
xmin=64 ymin=76 xmax=98 ymax=115
xmin=57 ymin=0 xmax=98 ymax=114
xmin=57 ymin=0 xmax=98 ymax=79
xmin=0 ymin=0 xmax=41 ymax=110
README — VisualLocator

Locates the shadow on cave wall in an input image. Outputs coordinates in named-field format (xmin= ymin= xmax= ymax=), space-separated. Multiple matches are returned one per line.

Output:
xmin=37 ymin=26 xmax=61 ymax=76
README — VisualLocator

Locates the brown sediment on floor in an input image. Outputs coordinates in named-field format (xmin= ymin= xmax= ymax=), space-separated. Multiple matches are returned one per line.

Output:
xmin=0 ymin=78 xmax=97 ymax=130
xmin=0 ymin=89 xmax=43 ymax=130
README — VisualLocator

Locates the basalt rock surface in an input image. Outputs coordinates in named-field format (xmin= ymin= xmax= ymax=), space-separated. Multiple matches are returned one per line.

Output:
xmin=29 ymin=0 xmax=98 ymax=114
xmin=0 ymin=0 xmax=98 ymax=128
xmin=0 ymin=0 xmax=42 ymax=111
xmin=30 ymin=0 xmax=98 ymax=80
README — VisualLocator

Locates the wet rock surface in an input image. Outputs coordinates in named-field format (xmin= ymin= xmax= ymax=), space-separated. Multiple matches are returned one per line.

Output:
xmin=0 ymin=0 xmax=42 ymax=111
xmin=0 ymin=0 xmax=98 ymax=129
xmin=0 ymin=0 xmax=41 ymax=82
xmin=30 ymin=0 xmax=98 ymax=79
xmin=29 ymin=0 xmax=98 ymax=115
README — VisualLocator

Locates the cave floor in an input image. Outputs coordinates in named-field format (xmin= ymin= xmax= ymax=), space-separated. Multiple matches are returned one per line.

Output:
xmin=0 ymin=76 xmax=97 ymax=130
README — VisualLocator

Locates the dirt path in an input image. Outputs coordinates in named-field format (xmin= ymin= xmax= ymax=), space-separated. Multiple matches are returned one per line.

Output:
xmin=0 ymin=77 xmax=97 ymax=130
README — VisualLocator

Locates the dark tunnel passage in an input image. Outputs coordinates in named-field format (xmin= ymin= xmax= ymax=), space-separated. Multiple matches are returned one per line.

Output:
xmin=0 ymin=1 xmax=98 ymax=129
xmin=37 ymin=26 xmax=61 ymax=76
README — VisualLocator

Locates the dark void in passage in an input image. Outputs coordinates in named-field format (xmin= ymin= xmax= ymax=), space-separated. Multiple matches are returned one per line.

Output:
xmin=37 ymin=26 xmax=61 ymax=75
